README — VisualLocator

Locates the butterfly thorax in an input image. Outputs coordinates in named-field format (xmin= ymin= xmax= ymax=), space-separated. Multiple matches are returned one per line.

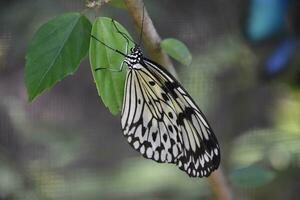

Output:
xmin=124 ymin=46 xmax=143 ymax=69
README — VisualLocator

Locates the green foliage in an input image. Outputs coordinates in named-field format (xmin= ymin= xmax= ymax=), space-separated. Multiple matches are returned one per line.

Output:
xmin=89 ymin=17 xmax=134 ymax=115
xmin=275 ymin=92 xmax=300 ymax=132
xmin=25 ymin=12 xmax=91 ymax=101
xmin=58 ymin=158 xmax=209 ymax=199
xmin=112 ymin=158 xmax=209 ymax=199
xmin=230 ymin=165 xmax=275 ymax=188
xmin=161 ymin=38 xmax=192 ymax=66
xmin=231 ymin=129 xmax=300 ymax=170
xmin=24 ymin=12 xmax=134 ymax=115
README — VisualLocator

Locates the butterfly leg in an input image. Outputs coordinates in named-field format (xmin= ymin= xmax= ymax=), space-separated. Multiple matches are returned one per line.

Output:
xmin=94 ymin=21 xmax=130 ymax=73
xmin=94 ymin=61 xmax=125 ymax=72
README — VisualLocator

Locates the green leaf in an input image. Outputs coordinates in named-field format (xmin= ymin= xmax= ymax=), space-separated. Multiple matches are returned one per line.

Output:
xmin=89 ymin=17 xmax=134 ymax=115
xmin=109 ymin=0 xmax=126 ymax=9
xmin=25 ymin=12 xmax=92 ymax=101
xmin=161 ymin=38 xmax=192 ymax=66
xmin=230 ymin=165 xmax=276 ymax=188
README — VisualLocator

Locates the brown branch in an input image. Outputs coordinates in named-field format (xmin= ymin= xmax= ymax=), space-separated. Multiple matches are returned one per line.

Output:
xmin=124 ymin=0 xmax=177 ymax=77
xmin=124 ymin=1 xmax=233 ymax=199
xmin=209 ymin=169 xmax=233 ymax=200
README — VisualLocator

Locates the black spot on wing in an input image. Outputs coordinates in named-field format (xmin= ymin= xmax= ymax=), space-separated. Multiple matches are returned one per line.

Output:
xmin=168 ymin=125 xmax=173 ymax=132
xmin=152 ymin=131 xmax=158 ymax=142
xmin=161 ymin=93 xmax=169 ymax=101
xmin=161 ymin=81 xmax=178 ymax=99
xmin=163 ymin=133 xmax=168 ymax=142
xmin=149 ymin=81 xmax=155 ymax=86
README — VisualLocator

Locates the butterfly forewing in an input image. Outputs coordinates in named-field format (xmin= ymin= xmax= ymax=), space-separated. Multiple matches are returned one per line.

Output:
xmin=121 ymin=56 xmax=220 ymax=177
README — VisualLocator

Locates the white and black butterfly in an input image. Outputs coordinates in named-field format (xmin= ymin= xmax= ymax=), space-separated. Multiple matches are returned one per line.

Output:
xmin=92 ymin=18 xmax=220 ymax=177
xmin=119 ymin=46 xmax=220 ymax=177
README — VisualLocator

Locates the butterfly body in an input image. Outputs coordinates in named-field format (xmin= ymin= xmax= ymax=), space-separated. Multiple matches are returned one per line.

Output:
xmin=121 ymin=46 xmax=220 ymax=177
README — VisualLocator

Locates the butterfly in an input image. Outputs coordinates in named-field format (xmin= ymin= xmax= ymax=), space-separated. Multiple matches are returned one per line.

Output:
xmin=92 ymin=17 xmax=220 ymax=177
xmin=120 ymin=45 xmax=220 ymax=177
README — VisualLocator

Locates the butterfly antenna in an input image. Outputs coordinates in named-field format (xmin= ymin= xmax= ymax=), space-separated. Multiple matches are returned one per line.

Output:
xmin=90 ymin=34 xmax=127 ymax=57
xmin=138 ymin=4 xmax=145 ymax=46
xmin=111 ymin=19 xmax=137 ymax=46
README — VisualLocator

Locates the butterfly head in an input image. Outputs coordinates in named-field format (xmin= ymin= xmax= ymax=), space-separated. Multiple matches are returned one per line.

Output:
xmin=130 ymin=46 xmax=142 ymax=54
xmin=124 ymin=46 xmax=143 ymax=67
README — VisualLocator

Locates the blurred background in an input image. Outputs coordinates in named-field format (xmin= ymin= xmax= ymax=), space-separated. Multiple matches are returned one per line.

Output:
xmin=1 ymin=0 xmax=300 ymax=199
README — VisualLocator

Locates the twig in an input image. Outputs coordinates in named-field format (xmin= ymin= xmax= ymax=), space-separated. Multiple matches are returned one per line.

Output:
xmin=124 ymin=1 xmax=233 ymax=199
xmin=209 ymin=169 xmax=233 ymax=200
xmin=124 ymin=0 xmax=177 ymax=77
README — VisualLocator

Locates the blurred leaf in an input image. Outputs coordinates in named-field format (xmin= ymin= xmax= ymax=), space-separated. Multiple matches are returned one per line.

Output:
xmin=29 ymin=168 xmax=67 ymax=199
xmin=161 ymin=38 xmax=192 ymax=66
xmin=61 ymin=171 xmax=105 ymax=200
xmin=108 ymin=158 xmax=209 ymax=199
xmin=90 ymin=17 xmax=134 ymax=115
xmin=109 ymin=0 xmax=126 ymax=9
xmin=231 ymin=128 xmax=300 ymax=170
xmin=0 ymin=162 xmax=22 ymax=196
xmin=24 ymin=158 xmax=209 ymax=200
xmin=275 ymin=92 xmax=300 ymax=132
xmin=230 ymin=165 xmax=275 ymax=188
xmin=16 ymin=190 xmax=40 ymax=200
xmin=25 ymin=12 xmax=91 ymax=101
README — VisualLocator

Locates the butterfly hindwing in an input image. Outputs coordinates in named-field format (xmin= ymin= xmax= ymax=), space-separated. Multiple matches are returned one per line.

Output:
xmin=143 ymin=59 xmax=220 ymax=177
xmin=121 ymin=57 xmax=220 ymax=177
